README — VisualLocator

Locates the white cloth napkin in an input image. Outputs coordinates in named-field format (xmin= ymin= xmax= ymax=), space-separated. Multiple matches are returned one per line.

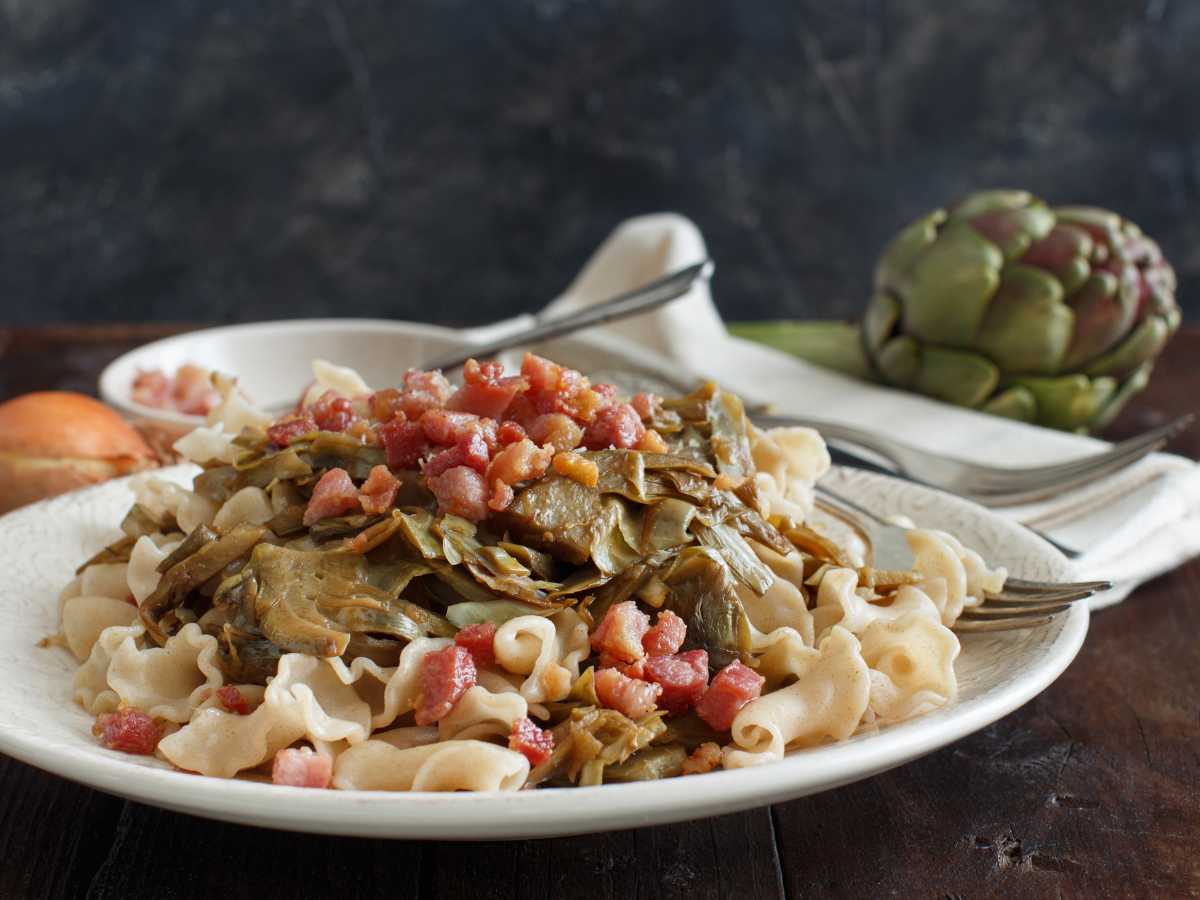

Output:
xmin=535 ymin=213 xmax=1200 ymax=610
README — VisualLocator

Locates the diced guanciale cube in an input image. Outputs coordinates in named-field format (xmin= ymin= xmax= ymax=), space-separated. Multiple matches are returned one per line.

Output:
xmin=642 ymin=649 xmax=708 ymax=715
xmin=589 ymin=600 xmax=651 ymax=664
xmin=267 ymin=414 xmax=318 ymax=447
xmin=508 ymin=716 xmax=555 ymax=766
xmin=358 ymin=464 xmax=401 ymax=515
xmin=271 ymin=747 xmax=332 ymax=788
xmin=309 ymin=390 xmax=358 ymax=432
xmin=378 ymin=417 xmax=429 ymax=469
xmin=216 ymin=685 xmax=251 ymax=715
xmin=415 ymin=645 xmax=478 ymax=725
xmin=92 ymin=707 xmax=161 ymax=755
xmin=454 ymin=622 xmax=498 ymax=668
xmin=303 ymin=467 xmax=361 ymax=525
xmin=594 ymin=667 xmax=662 ymax=719
xmin=642 ymin=609 xmax=687 ymax=656
xmin=582 ymin=403 xmax=646 ymax=450
xmin=694 ymin=660 xmax=765 ymax=731
xmin=527 ymin=413 xmax=583 ymax=453
xmin=427 ymin=465 xmax=490 ymax=521
xmin=681 ymin=741 xmax=723 ymax=775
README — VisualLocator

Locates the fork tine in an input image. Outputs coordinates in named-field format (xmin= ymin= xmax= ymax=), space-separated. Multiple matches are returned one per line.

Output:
xmin=960 ymin=603 xmax=1071 ymax=619
xmin=954 ymin=615 xmax=1057 ymax=633
xmin=1001 ymin=577 xmax=1111 ymax=593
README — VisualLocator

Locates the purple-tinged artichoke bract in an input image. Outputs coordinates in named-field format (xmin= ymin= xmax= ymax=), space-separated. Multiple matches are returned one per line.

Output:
xmin=864 ymin=190 xmax=1180 ymax=431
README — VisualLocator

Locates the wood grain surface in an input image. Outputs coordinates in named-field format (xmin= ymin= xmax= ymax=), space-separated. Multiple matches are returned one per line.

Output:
xmin=0 ymin=325 xmax=1196 ymax=900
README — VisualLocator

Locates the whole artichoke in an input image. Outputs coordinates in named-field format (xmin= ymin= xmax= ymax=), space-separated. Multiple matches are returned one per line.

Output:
xmin=863 ymin=190 xmax=1180 ymax=431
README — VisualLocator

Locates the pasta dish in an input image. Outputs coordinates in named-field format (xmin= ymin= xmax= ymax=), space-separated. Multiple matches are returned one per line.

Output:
xmin=56 ymin=353 xmax=1004 ymax=791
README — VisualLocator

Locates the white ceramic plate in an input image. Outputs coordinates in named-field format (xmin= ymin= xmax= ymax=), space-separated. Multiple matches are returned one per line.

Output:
xmin=0 ymin=463 xmax=1086 ymax=839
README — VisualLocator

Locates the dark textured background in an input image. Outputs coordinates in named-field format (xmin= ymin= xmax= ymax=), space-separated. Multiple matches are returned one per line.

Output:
xmin=1 ymin=0 xmax=1197 ymax=326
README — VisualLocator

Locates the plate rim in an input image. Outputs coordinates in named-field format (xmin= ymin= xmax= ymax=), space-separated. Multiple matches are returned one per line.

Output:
xmin=0 ymin=463 xmax=1088 ymax=839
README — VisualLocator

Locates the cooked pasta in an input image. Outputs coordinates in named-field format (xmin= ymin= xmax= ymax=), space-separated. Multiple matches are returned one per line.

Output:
xmin=58 ymin=354 xmax=1005 ymax=790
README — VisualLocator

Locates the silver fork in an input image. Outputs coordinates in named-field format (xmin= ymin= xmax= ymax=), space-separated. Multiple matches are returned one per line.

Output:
xmin=754 ymin=413 xmax=1192 ymax=508
xmin=814 ymin=485 xmax=1109 ymax=634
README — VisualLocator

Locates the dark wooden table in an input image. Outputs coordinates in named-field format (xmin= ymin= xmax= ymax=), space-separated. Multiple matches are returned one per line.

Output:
xmin=1 ymin=325 xmax=1197 ymax=900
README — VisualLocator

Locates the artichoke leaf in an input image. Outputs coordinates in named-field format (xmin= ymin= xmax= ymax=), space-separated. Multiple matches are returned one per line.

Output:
xmin=659 ymin=547 xmax=754 ymax=668
xmin=602 ymin=745 xmax=688 ymax=783
xmin=445 ymin=599 xmax=556 ymax=628
xmin=75 ymin=535 xmax=137 ymax=574
xmin=692 ymin=521 xmax=775 ymax=595
xmin=121 ymin=503 xmax=173 ymax=539
xmin=527 ymin=705 xmax=667 ymax=787
xmin=141 ymin=523 xmax=267 ymax=644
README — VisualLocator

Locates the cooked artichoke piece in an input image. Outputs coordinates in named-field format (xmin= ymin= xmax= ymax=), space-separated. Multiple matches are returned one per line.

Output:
xmin=692 ymin=521 xmax=774 ymax=595
xmin=497 ymin=541 xmax=559 ymax=580
xmin=141 ymin=523 xmax=267 ymax=644
xmin=602 ymin=744 xmax=688 ymax=783
xmin=655 ymin=712 xmax=727 ymax=750
xmin=120 ymin=503 xmax=173 ymax=539
xmin=445 ymin=599 xmax=556 ymax=628
xmin=527 ymin=705 xmax=666 ymax=787
xmin=243 ymin=543 xmax=454 ymax=658
xmin=659 ymin=547 xmax=753 ymax=668
xmin=308 ymin=513 xmax=385 ymax=542
xmin=74 ymin=535 xmax=137 ymax=574
xmin=297 ymin=432 xmax=386 ymax=480
xmin=155 ymin=524 xmax=219 ymax=574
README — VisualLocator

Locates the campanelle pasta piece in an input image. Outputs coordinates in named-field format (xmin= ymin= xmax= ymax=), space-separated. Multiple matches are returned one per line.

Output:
xmin=724 ymin=626 xmax=871 ymax=768
xmin=372 ymin=726 xmax=439 ymax=750
xmin=105 ymin=622 xmax=224 ymax=723
xmin=159 ymin=653 xmax=373 ymax=777
xmin=331 ymin=739 xmax=529 ymax=792
xmin=173 ymin=425 xmax=239 ymax=465
xmin=860 ymin=613 xmax=960 ymax=724
xmin=58 ymin=576 xmax=82 ymax=618
xmin=73 ymin=622 xmax=144 ymax=715
xmin=132 ymin=474 xmax=218 ymax=534
xmin=61 ymin=595 xmax=139 ymax=662
xmin=493 ymin=611 xmax=589 ymax=704
xmin=811 ymin=568 xmax=942 ymax=637
xmin=326 ymin=637 xmax=452 ymax=730
xmin=212 ymin=487 xmax=275 ymax=532
xmin=206 ymin=372 xmax=272 ymax=434
xmin=126 ymin=535 xmax=183 ymax=605
xmin=737 ymin=543 xmax=814 ymax=645
xmin=302 ymin=359 xmax=373 ymax=408
xmin=908 ymin=529 xmax=1006 ymax=626
xmin=748 ymin=425 xmax=831 ymax=525
xmin=80 ymin=562 xmax=130 ymax=601
xmin=437 ymin=685 xmax=528 ymax=741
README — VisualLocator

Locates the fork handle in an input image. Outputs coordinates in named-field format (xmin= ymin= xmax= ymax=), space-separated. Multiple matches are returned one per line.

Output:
xmin=419 ymin=259 xmax=714 ymax=372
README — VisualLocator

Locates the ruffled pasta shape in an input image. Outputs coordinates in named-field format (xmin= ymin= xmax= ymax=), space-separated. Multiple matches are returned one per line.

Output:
xmin=80 ymin=563 xmax=130 ymax=601
xmin=158 ymin=653 xmax=373 ymax=777
xmin=301 ymin=359 xmax=373 ymax=408
xmin=724 ymin=626 xmax=870 ymax=768
xmin=105 ymin=623 xmax=224 ymax=723
xmin=748 ymin=425 xmax=830 ymax=524
xmin=908 ymin=529 xmax=1006 ymax=626
xmin=437 ymin=685 xmax=528 ymax=741
xmin=331 ymin=739 xmax=529 ymax=792
xmin=493 ymin=611 xmax=588 ymax=704
xmin=811 ymin=569 xmax=941 ymax=637
xmin=132 ymin=475 xmax=218 ymax=534
xmin=61 ymin=595 xmax=139 ymax=662
xmin=73 ymin=623 xmax=143 ymax=715
xmin=860 ymin=613 xmax=960 ymax=724
xmin=738 ymin=542 xmax=814 ymax=645
xmin=126 ymin=535 xmax=182 ymax=605
xmin=327 ymin=637 xmax=452 ymax=730
xmin=212 ymin=487 xmax=274 ymax=532
xmin=206 ymin=372 xmax=272 ymax=434
xmin=173 ymin=425 xmax=239 ymax=465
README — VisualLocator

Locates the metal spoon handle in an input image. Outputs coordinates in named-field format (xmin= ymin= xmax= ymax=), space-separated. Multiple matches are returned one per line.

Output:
xmin=420 ymin=259 xmax=714 ymax=371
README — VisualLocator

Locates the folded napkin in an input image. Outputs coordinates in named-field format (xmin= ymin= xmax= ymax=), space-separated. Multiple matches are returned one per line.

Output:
xmin=535 ymin=214 xmax=1200 ymax=610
